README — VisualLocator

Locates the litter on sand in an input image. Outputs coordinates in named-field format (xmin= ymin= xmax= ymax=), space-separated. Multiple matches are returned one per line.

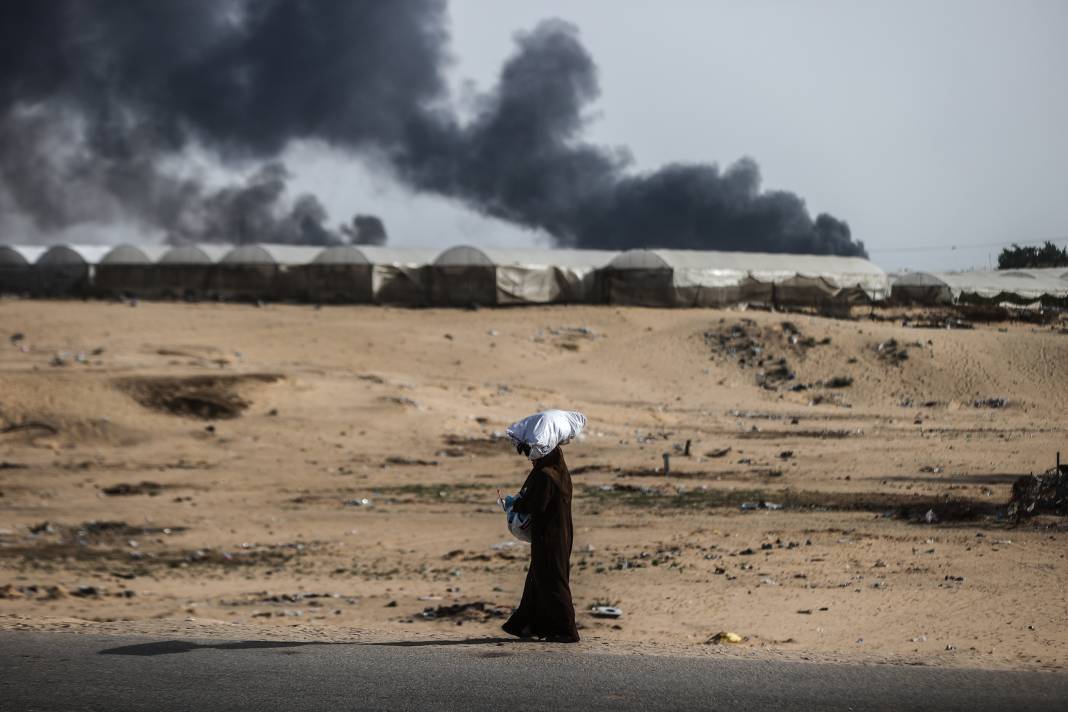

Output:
xmin=590 ymin=606 xmax=623 ymax=619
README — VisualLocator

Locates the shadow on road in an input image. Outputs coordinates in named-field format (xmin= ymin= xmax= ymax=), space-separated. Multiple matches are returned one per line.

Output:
xmin=361 ymin=636 xmax=522 ymax=648
xmin=99 ymin=640 xmax=344 ymax=657
xmin=99 ymin=637 xmax=527 ymax=656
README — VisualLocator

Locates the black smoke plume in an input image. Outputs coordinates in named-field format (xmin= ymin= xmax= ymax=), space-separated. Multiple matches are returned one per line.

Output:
xmin=342 ymin=216 xmax=389 ymax=246
xmin=0 ymin=0 xmax=864 ymax=256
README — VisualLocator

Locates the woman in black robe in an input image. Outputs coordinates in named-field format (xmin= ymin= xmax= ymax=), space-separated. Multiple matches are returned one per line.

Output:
xmin=502 ymin=444 xmax=580 ymax=643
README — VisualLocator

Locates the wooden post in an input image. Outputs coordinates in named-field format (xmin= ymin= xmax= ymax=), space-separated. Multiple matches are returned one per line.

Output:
xmin=663 ymin=453 xmax=671 ymax=477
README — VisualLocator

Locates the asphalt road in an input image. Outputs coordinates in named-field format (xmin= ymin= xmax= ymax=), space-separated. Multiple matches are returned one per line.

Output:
xmin=2 ymin=632 xmax=1067 ymax=711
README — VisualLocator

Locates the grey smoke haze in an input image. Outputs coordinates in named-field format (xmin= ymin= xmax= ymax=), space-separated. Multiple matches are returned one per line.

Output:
xmin=0 ymin=0 xmax=864 ymax=256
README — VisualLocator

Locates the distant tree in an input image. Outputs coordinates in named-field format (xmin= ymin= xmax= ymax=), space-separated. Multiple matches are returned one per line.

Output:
xmin=997 ymin=241 xmax=1068 ymax=269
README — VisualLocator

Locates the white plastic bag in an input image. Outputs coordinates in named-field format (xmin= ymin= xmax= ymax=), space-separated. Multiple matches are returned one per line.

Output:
xmin=497 ymin=494 xmax=532 ymax=543
xmin=506 ymin=409 xmax=586 ymax=460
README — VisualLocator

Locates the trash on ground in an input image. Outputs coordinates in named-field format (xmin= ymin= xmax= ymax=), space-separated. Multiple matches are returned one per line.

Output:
xmin=590 ymin=606 xmax=623 ymax=619
xmin=1009 ymin=464 xmax=1068 ymax=518
xmin=419 ymin=601 xmax=508 ymax=622
xmin=740 ymin=501 xmax=783 ymax=511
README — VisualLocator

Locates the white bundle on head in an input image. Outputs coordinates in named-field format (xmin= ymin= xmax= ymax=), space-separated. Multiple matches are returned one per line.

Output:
xmin=506 ymin=409 xmax=587 ymax=461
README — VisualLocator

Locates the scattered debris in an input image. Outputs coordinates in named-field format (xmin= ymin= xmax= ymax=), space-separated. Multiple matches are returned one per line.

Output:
xmin=904 ymin=315 xmax=974 ymax=330
xmin=380 ymin=395 xmax=419 ymax=408
xmin=1009 ymin=465 xmax=1068 ymax=518
xmin=740 ymin=501 xmax=783 ymax=511
xmin=973 ymin=397 xmax=1008 ymax=409
xmin=102 ymin=481 xmax=165 ymax=497
xmin=706 ymin=447 xmax=732 ymax=458
xmin=821 ymin=376 xmax=854 ymax=389
xmin=874 ymin=339 xmax=911 ymax=365
xmin=419 ymin=601 xmax=508 ymax=622
xmin=704 ymin=320 xmax=828 ymax=391
xmin=383 ymin=456 xmax=439 ymax=467
xmin=706 ymin=631 xmax=743 ymax=645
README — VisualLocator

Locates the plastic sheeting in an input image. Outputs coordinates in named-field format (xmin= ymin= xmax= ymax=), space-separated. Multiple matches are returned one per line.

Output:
xmin=431 ymin=246 xmax=617 ymax=305
xmin=892 ymin=269 xmax=1068 ymax=305
xmin=0 ymin=246 xmax=45 ymax=295
xmin=506 ymin=410 xmax=587 ymax=460
xmin=602 ymin=249 xmax=889 ymax=307
xmin=95 ymin=244 xmax=170 ymax=297
xmin=35 ymin=245 xmax=112 ymax=296
xmin=498 ymin=495 xmax=532 ymax=543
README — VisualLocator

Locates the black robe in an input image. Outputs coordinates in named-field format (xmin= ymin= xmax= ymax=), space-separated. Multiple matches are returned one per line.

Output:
xmin=502 ymin=446 xmax=580 ymax=642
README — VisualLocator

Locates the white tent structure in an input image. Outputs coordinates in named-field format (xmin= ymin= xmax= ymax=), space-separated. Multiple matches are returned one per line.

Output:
xmin=153 ymin=244 xmax=232 ymax=299
xmin=0 ymin=245 xmax=46 ymax=295
xmin=290 ymin=246 xmax=439 ymax=304
xmin=94 ymin=244 xmax=169 ymax=297
xmin=34 ymin=244 xmax=112 ymax=296
xmin=214 ymin=244 xmax=322 ymax=300
xmin=362 ymin=246 xmax=439 ymax=305
xmin=600 ymin=249 xmax=889 ymax=308
xmin=430 ymin=246 xmax=619 ymax=306
xmin=891 ymin=269 xmax=1068 ymax=306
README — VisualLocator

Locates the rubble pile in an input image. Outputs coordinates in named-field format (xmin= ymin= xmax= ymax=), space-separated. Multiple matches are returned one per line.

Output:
xmin=1009 ymin=465 xmax=1068 ymax=519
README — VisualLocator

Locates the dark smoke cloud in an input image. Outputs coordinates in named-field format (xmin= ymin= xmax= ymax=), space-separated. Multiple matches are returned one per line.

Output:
xmin=0 ymin=0 xmax=864 ymax=256
xmin=342 ymin=215 xmax=388 ymax=246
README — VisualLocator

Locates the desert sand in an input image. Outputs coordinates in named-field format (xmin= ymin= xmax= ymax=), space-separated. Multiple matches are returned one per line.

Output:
xmin=1 ymin=299 xmax=1066 ymax=670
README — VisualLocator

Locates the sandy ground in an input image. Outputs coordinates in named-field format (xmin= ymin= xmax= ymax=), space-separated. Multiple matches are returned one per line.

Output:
xmin=1 ymin=299 xmax=1066 ymax=670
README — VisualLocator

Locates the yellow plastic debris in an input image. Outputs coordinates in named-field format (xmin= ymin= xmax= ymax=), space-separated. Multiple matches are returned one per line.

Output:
xmin=707 ymin=631 xmax=743 ymax=645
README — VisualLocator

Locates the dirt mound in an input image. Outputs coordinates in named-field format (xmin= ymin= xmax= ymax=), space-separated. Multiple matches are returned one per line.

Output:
xmin=117 ymin=374 xmax=281 ymax=419
xmin=704 ymin=319 xmax=832 ymax=391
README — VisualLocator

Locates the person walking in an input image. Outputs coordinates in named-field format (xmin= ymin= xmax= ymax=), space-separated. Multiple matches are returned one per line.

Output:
xmin=501 ymin=411 xmax=583 ymax=643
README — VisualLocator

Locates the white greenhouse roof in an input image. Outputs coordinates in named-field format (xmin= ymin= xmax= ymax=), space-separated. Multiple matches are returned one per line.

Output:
xmin=314 ymin=245 xmax=439 ymax=266
xmin=100 ymin=244 xmax=169 ymax=264
xmin=36 ymin=244 xmax=113 ymax=266
xmin=221 ymin=244 xmax=323 ymax=265
xmin=159 ymin=244 xmax=231 ymax=264
xmin=607 ymin=249 xmax=885 ymax=276
xmin=0 ymin=245 xmax=46 ymax=266
xmin=893 ymin=270 xmax=1068 ymax=300
xmin=434 ymin=245 xmax=619 ymax=268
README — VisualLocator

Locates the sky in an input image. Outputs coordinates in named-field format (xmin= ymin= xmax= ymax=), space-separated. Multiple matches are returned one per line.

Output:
xmin=3 ymin=1 xmax=1065 ymax=272
xmin=292 ymin=0 xmax=1068 ymax=272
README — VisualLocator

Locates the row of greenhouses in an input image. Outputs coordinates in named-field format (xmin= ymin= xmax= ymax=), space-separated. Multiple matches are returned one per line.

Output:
xmin=0 ymin=241 xmax=904 ymax=307
xmin=889 ymin=268 xmax=1068 ymax=306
